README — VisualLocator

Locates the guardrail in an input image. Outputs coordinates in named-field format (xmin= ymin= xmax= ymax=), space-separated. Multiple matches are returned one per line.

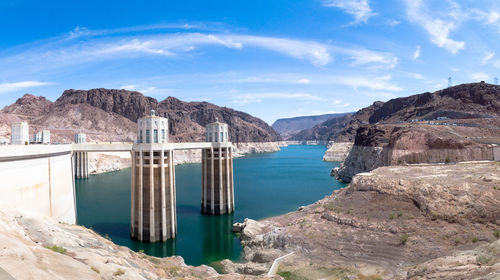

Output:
xmin=267 ymin=252 xmax=294 ymax=276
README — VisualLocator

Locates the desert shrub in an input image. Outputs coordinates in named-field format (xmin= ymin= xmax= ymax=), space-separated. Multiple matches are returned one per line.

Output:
xmin=45 ymin=245 xmax=67 ymax=254
xmin=400 ymin=234 xmax=409 ymax=245
xmin=113 ymin=269 xmax=125 ymax=276
xmin=278 ymin=271 xmax=307 ymax=280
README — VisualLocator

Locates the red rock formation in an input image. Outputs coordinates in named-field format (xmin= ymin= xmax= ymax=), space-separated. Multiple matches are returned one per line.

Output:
xmin=0 ymin=89 xmax=281 ymax=143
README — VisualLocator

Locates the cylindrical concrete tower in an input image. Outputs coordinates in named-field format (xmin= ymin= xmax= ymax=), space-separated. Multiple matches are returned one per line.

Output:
xmin=74 ymin=133 xmax=89 ymax=179
xmin=131 ymin=110 xmax=176 ymax=242
xmin=201 ymin=118 xmax=234 ymax=215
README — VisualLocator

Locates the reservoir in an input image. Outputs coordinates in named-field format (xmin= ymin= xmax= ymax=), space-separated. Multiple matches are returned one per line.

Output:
xmin=75 ymin=145 xmax=345 ymax=266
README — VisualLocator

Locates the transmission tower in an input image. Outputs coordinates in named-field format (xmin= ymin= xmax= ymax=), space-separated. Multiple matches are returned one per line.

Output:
xmin=495 ymin=77 xmax=498 ymax=85
xmin=448 ymin=77 xmax=452 ymax=88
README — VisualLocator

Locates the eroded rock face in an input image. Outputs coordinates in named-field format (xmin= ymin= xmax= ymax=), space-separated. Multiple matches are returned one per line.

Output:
xmin=323 ymin=142 xmax=353 ymax=162
xmin=0 ymin=89 xmax=281 ymax=143
xmin=226 ymin=163 xmax=500 ymax=279
xmin=336 ymin=124 xmax=496 ymax=182
xmin=407 ymin=240 xmax=500 ymax=280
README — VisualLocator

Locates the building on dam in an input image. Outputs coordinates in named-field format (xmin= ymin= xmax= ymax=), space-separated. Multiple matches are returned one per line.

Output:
xmin=11 ymin=122 xmax=29 ymax=145
xmin=33 ymin=130 xmax=51 ymax=144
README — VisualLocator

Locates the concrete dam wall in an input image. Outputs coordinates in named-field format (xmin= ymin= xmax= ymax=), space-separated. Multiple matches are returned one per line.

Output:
xmin=0 ymin=145 xmax=76 ymax=224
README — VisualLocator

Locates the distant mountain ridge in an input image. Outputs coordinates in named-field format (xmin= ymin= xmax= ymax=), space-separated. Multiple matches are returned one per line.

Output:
xmin=272 ymin=113 xmax=351 ymax=139
xmin=0 ymin=88 xmax=281 ymax=143
xmin=292 ymin=82 xmax=500 ymax=142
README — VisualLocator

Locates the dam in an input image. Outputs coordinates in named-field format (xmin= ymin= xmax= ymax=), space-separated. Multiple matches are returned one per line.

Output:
xmin=0 ymin=111 xmax=235 ymax=242
xmin=0 ymin=145 xmax=76 ymax=224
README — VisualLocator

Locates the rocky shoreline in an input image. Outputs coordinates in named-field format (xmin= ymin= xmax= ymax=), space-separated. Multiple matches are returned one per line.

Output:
xmin=0 ymin=207 xmax=277 ymax=280
xmin=223 ymin=162 xmax=500 ymax=279
xmin=89 ymin=141 xmax=287 ymax=175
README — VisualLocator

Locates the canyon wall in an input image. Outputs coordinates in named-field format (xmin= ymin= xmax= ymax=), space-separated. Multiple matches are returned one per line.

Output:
xmin=0 ymin=89 xmax=281 ymax=143
xmin=335 ymin=124 xmax=495 ymax=182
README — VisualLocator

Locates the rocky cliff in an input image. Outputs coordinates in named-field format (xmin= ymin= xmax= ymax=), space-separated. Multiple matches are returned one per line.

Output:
xmin=0 ymin=208 xmax=274 ymax=280
xmin=292 ymin=82 xmax=500 ymax=143
xmin=368 ymin=82 xmax=500 ymax=123
xmin=272 ymin=113 xmax=350 ymax=140
xmin=0 ymin=89 xmax=281 ymax=143
xmin=226 ymin=162 xmax=500 ymax=279
xmin=335 ymin=122 xmax=497 ymax=182
xmin=322 ymin=142 xmax=353 ymax=162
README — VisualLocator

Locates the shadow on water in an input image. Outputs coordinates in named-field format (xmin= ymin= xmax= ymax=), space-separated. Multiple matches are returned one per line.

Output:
xmin=75 ymin=145 xmax=345 ymax=266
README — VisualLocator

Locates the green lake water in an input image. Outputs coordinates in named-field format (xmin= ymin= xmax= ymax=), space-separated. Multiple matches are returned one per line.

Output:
xmin=75 ymin=145 xmax=346 ymax=266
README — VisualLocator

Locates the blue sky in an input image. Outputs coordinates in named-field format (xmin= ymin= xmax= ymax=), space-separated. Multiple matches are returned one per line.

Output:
xmin=1 ymin=0 xmax=500 ymax=124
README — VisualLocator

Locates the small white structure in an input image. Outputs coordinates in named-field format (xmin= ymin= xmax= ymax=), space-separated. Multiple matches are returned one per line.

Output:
xmin=0 ymin=138 xmax=9 ymax=145
xmin=137 ymin=110 xmax=169 ymax=144
xmin=42 ymin=130 xmax=50 ymax=144
xmin=206 ymin=117 xmax=228 ymax=142
xmin=75 ymin=133 xmax=87 ymax=144
xmin=33 ymin=130 xmax=50 ymax=144
xmin=33 ymin=131 xmax=42 ymax=143
xmin=11 ymin=122 xmax=29 ymax=145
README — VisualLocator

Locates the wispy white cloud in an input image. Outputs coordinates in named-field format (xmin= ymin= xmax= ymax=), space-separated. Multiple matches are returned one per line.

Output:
xmin=470 ymin=72 xmax=489 ymax=81
xmin=229 ymin=72 xmax=400 ymax=91
xmin=0 ymin=28 xmax=403 ymax=75
xmin=119 ymin=84 xmax=157 ymax=93
xmin=326 ymin=74 xmax=402 ymax=91
xmin=413 ymin=45 xmax=421 ymax=60
xmin=322 ymin=0 xmax=374 ymax=24
xmin=231 ymin=92 xmax=322 ymax=105
xmin=0 ymin=81 xmax=52 ymax=94
xmin=65 ymin=23 xmax=205 ymax=40
xmin=1 ymin=33 xmax=332 ymax=69
xmin=229 ymin=35 xmax=330 ymax=66
xmin=297 ymin=78 xmax=311 ymax=84
xmin=334 ymin=47 xmax=399 ymax=69
xmin=235 ymin=75 xmax=312 ymax=85
xmin=405 ymin=0 xmax=465 ymax=54
xmin=481 ymin=51 xmax=495 ymax=65
xmin=471 ymin=9 xmax=500 ymax=32
xmin=387 ymin=19 xmax=401 ymax=26
xmin=407 ymin=72 xmax=424 ymax=79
